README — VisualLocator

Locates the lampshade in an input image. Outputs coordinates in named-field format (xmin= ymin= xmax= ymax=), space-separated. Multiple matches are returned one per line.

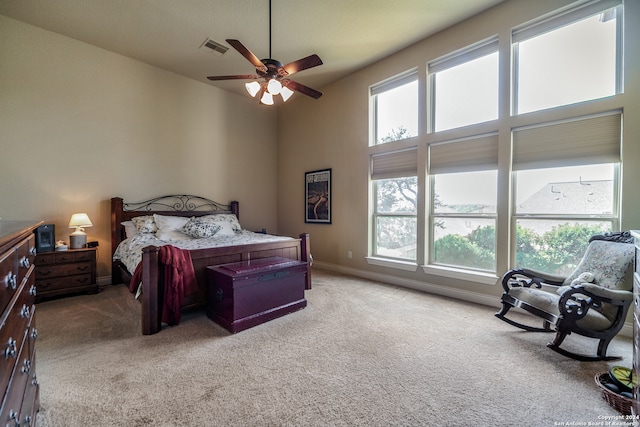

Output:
xmin=69 ymin=213 xmax=92 ymax=249
xmin=69 ymin=213 xmax=93 ymax=229
xmin=260 ymin=91 xmax=274 ymax=105
xmin=280 ymin=85 xmax=294 ymax=102
xmin=267 ymin=79 xmax=282 ymax=95
xmin=245 ymin=81 xmax=261 ymax=97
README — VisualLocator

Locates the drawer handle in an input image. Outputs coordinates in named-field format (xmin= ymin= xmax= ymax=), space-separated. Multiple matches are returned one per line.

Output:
xmin=5 ymin=338 xmax=16 ymax=359
xmin=20 ymin=304 xmax=30 ymax=319
xmin=77 ymin=266 xmax=89 ymax=271
xmin=21 ymin=359 xmax=31 ymax=374
xmin=4 ymin=272 xmax=17 ymax=290
xmin=29 ymin=285 xmax=37 ymax=297
xmin=20 ymin=255 xmax=30 ymax=269
xmin=31 ymin=374 xmax=38 ymax=386
xmin=39 ymin=269 xmax=52 ymax=276
xmin=8 ymin=409 xmax=19 ymax=424
xmin=30 ymin=247 xmax=37 ymax=256
xmin=31 ymin=328 xmax=38 ymax=341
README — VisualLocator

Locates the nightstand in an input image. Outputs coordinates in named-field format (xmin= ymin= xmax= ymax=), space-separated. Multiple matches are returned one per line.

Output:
xmin=34 ymin=247 xmax=98 ymax=301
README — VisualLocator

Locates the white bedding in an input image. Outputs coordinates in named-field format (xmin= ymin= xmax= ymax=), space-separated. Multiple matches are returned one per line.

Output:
xmin=113 ymin=230 xmax=295 ymax=274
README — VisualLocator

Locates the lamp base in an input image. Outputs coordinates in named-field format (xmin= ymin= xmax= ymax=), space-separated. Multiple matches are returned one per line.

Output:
xmin=69 ymin=234 xmax=87 ymax=249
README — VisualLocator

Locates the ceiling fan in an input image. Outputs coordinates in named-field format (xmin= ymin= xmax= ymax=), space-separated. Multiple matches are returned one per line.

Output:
xmin=207 ymin=0 xmax=323 ymax=105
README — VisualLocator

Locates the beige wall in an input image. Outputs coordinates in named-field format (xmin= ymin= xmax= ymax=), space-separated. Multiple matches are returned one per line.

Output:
xmin=277 ymin=0 xmax=640 ymax=304
xmin=0 ymin=16 xmax=278 ymax=279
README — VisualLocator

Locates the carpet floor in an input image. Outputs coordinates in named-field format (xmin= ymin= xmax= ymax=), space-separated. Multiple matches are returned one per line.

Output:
xmin=33 ymin=269 xmax=633 ymax=426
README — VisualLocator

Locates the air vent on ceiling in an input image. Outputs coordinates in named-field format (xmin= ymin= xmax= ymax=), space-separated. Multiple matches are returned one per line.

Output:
xmin=200 ymin=38 xmax=229 ymax=55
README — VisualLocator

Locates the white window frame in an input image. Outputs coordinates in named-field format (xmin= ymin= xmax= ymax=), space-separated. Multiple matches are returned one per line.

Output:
xmin=512 ymin=0 xmax=623 ymax=115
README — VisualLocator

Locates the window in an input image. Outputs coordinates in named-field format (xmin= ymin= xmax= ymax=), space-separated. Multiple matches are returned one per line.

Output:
xmin=512 ymin=113 xmax=621 ymax=275
xmin=513 ymin=1 xmax=622 ymax=115
xmin=428 ymin=134 xmax=498 ymax=272
xmin=371 ymin=149 xmax=418 ymax=261
xmin=429 ymin=38 xmax=498 ymax=132
xmin=371 ymin=71 xmax=418 ymax=145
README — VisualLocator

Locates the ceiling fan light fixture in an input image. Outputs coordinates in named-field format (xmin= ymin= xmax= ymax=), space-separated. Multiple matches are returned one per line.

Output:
xmin=245 ymin=81 xmax=261 ymax=97
xmin=267 ymin=78 xmax=282 ymax=95
xmin=280 ymin=85 xmax=294 ymax=102
xmin=260 ymin=91 xmax=274 ymax=105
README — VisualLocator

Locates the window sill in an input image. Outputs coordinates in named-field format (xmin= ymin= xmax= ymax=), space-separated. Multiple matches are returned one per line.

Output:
xmin=421 ymin=265 xmax=498 ymax=285
xmin=365 ymin=257 xmax=419 ymax=272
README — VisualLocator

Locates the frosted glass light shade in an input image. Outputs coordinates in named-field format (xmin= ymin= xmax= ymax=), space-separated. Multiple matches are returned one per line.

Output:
xmin=267 ymin=79 xmax=282 ymax=95
xmin=280 ymin=86 xmax=294 ymax=102
xmin=245 ymin=81 xmax=261 ymax=97
xmin=260 ymin=91 xmax=274 ymax=105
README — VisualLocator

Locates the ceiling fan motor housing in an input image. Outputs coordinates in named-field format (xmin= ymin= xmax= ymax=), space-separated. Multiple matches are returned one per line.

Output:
xmin=258 ymin=58 xmax=284 ymax=79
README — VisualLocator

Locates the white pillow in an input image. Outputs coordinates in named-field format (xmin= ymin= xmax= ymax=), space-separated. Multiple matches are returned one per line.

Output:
xmin=153 ymin=214 xmax=191 ymax=241
xmin=214 ymin=221 xmax=236 ymax=236
xmin=121 ymin=221 xmax=137 ymax=239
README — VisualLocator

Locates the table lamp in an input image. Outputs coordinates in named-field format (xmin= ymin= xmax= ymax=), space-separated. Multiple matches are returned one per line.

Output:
xmin=69 ymin=213 xmax=93 ymax=249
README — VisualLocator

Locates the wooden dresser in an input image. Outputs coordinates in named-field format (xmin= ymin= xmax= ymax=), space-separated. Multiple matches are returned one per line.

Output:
xmin=0 ymin=221 xmax=41 ymax=426
xmin=35 ymin=247 xmax=97 ymax=301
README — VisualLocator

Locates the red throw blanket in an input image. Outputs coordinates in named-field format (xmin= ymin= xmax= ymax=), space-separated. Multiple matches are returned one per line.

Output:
xmin=129 ymin=245 xmax=198 ymax=326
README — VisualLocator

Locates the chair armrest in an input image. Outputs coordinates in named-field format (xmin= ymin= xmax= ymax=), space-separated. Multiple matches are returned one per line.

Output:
xmin=557 ymin=284 xmax=632 ymax=323
xmin=500 ymin=268 xmax=565 ymax=292
xmin=569 ymin=283 xmax=633 ymax=303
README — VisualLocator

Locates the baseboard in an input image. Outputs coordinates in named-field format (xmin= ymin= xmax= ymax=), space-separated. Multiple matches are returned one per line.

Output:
xmin=311 ymin=261 xmax=633 ymax=339
xmin=98 ymin=275 xmax=112 ymax=288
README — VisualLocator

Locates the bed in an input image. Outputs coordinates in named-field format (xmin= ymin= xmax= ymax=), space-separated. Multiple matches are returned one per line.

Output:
xmin=110 ymin=195 xmax=311 ymax=335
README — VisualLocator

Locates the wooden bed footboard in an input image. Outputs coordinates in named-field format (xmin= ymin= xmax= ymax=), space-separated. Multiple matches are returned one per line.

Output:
xmin=140 ymin=234 xmax=311 ymax=335
xmin=110 ymin=196 xmax=311 ymax=335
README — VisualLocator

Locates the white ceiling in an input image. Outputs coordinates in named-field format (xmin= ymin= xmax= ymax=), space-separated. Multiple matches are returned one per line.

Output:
xmin=0 ymin=0 xmax=505 ymax=97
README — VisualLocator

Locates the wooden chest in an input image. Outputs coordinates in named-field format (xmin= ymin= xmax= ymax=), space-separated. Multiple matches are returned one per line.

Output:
xmin=206 ymin=257 xmax=307 ymax=333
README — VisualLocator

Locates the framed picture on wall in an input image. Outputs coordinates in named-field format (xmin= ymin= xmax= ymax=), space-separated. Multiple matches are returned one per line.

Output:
xmin=305 ymin=169 xmax=331 ymax=224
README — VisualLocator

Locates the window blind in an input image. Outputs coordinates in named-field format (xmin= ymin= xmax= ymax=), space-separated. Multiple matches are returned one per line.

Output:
xmin=371 ymin=147 xmax=418 ymax=180
xmin=512 ymin=112 xmax=621 ymax=170
xmin=429 ymin=134 xmax=498 ymax=174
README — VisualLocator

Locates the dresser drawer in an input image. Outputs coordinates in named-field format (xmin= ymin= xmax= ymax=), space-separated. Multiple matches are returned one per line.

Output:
xmin=0 ymin=283 xmax=35 ymax=396
xmin=0 ymin=249 xmax=18 ymax=319
xmin=37 ymin=274 xmax=93 ymax=292
xmin=35 ymin=261 xmax=92 ymax=279
xmin=0 ymin=328 xmax=31 ymax=427
xmin=15 ymin=235 xmax=35 ymax=289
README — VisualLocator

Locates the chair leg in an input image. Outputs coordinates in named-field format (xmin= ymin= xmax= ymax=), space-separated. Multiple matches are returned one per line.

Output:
xmin=547 ymin=332 xmax=622 ymax=362
xmin=495 ymin=302 xmax=555 ymax=333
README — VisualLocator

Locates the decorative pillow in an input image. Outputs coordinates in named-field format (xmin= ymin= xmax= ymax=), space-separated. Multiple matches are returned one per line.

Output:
xmin=131 ymin=215 xmax=157 ymax=234
xmin=121 ymin=221 xmax=137 ymax=239
xmin=153 ymin=214 xmax=191 ymax=241
xmin=182 ymin=217 xmax=222 ymax=238
xmin=214 ymin=220 xmax=236 ymax=236
xmin=562 ymin=240 xmax=634 ymax=290
xmin=201 ymin=214 xmax=242 ymax=232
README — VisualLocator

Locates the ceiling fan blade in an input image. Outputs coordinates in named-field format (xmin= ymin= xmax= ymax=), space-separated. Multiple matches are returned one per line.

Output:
xmin=207 ymin=75 xmax=257 ymax=81
xmin=280 ymin=54 xmax=323 ymax=76
xmin=226 ymin=39 xmax=267 ymax=72
xmin=285 ymin=80 xmax=323 ymax=99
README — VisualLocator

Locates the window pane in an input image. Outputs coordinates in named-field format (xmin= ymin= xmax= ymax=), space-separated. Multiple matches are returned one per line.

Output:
xmin=433 ymin=170 xmax=497 ymax=214
xmin=375 ymin=216 xmax=417 ymax=260
xmin=515 ymin=220 xmax=612 ymax=275
xmin=375 ymin=177 xmax=418 ymax=214
xmin=516 ymin=11 xmax=618 ymax=114
xmin=375 ymin=80 xmax=418 ymax=144
xmin=433 ymin=52 xmax=498 ymax=132
xmin=432 ymin=218 xmax=496 ymax=271
xmin=515 ymin=164 xmax=615 ymax=215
